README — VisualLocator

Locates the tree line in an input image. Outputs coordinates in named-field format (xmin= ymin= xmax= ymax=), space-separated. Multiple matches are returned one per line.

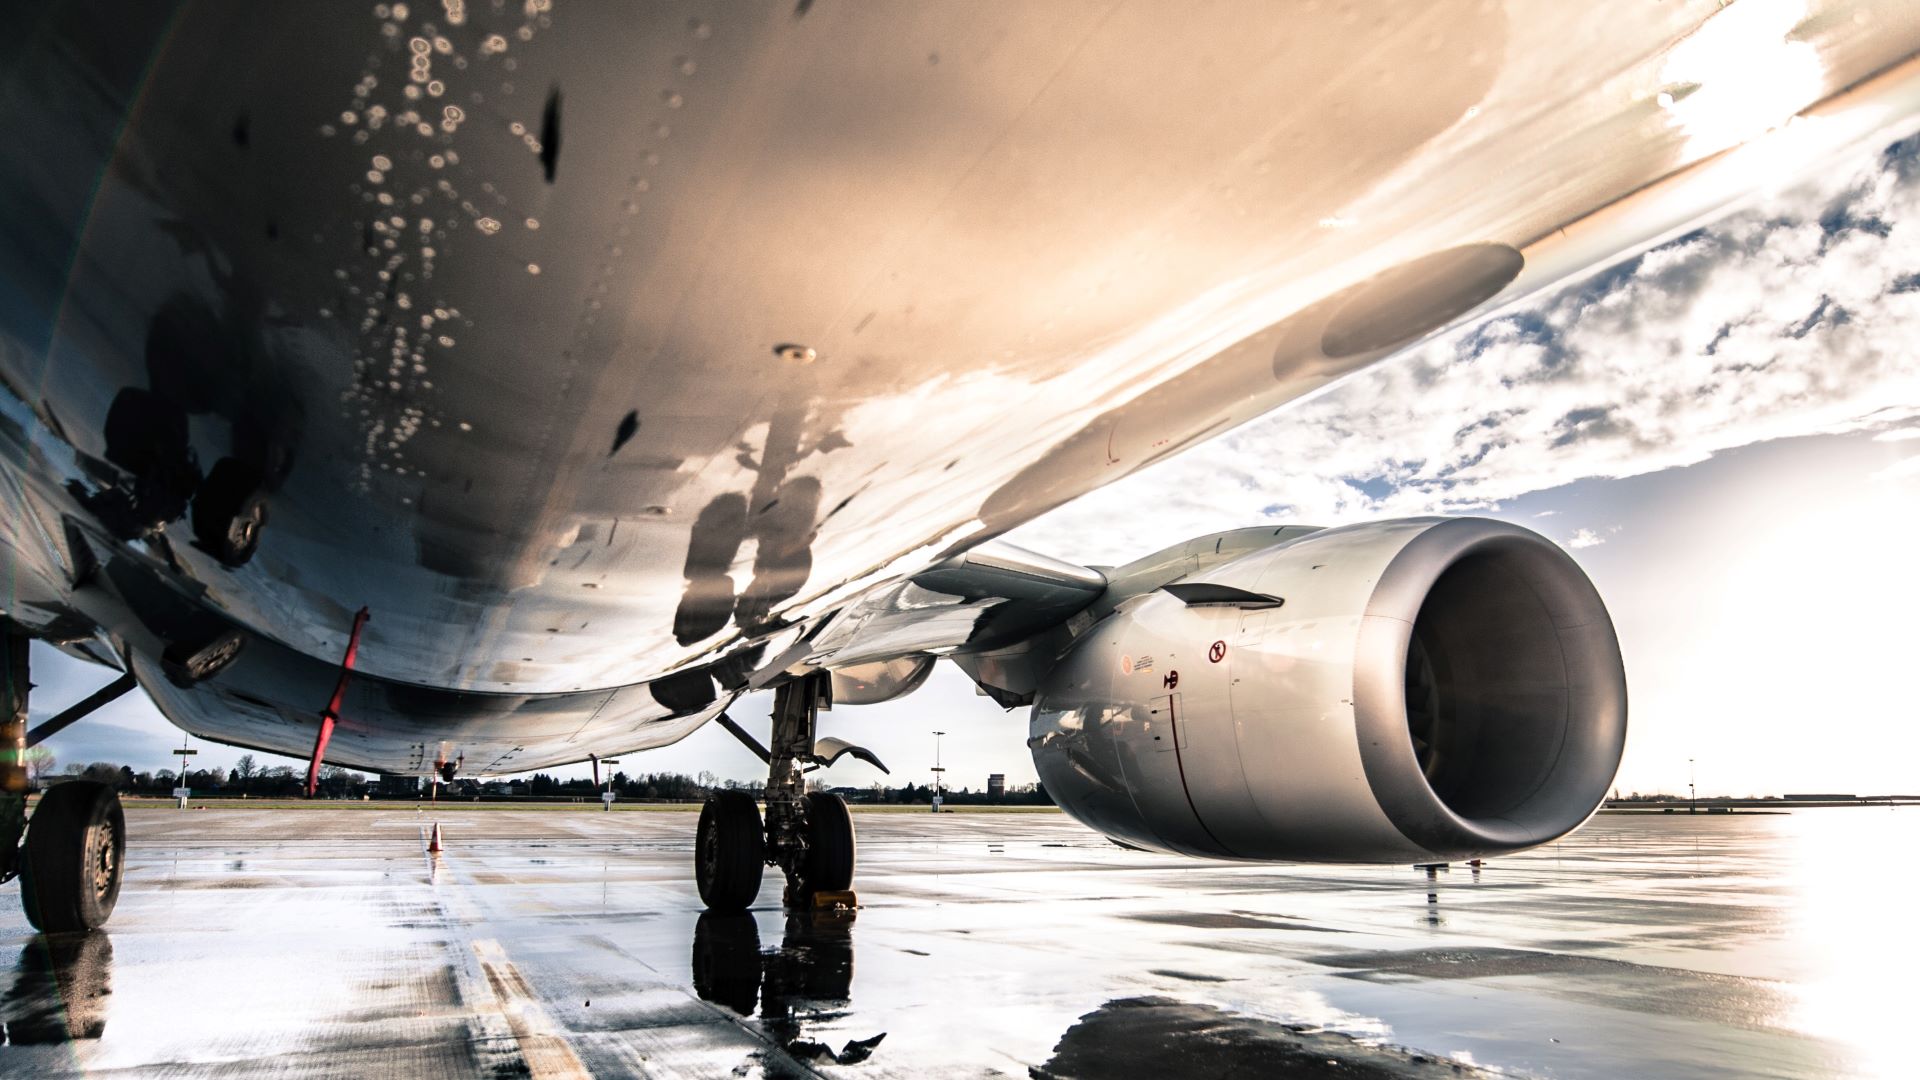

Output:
xmin=30 ymin=750 xmax=1054 ymax=806
xmin=502 ymin=771 xmax=1053 ymax=805
xmin=33 ymin=752 xmax=371 ymax=798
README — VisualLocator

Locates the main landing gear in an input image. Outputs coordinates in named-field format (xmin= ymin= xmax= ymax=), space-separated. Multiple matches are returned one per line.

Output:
xmin=2 ymin=631 xmax=130 ymax=933
xmin=697 ymin=673 xmax=857 ymax=912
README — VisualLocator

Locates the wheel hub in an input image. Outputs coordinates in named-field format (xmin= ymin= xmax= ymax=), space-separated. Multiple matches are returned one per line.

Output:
xmin=697 ymin=808 xmax=729 ymax=895
xmin=89 ymin=820 xmax=117 ymax=901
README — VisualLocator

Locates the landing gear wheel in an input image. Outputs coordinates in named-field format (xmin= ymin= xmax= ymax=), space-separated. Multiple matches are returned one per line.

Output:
xmin=697 ymin=790 xmax=765 ymax=912
xmin=800 ymin=791 xmax=854 ymax=896
xmin=20 ymin=782 xmax=125 ymax=933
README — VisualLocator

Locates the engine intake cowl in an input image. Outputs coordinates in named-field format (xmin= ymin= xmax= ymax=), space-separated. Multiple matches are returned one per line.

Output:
xmin=1029 ymin=517 xmax=1626 ymax=863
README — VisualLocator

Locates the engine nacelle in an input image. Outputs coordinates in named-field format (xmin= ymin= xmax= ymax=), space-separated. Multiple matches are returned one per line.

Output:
xmin=1030 ymin=517 xmax=1626 ymax=862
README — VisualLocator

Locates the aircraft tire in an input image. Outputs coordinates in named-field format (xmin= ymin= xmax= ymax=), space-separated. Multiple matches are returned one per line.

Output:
xmin=20 ymin=781 xmax=125 ymax=933
xmin=801 ymin=791 xmax=854 ymax=895
xmin=696 ymin=790 xmax=764 ymax=912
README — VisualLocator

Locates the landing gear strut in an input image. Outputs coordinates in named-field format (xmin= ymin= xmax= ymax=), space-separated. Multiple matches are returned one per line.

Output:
xmin=2 ymin=631 xmax=128 ymax=932
xmin=696 ymin=673 xmax=856 ymax=912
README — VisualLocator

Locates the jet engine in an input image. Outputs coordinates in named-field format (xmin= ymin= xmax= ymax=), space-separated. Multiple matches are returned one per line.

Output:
xmin=1029 ymin=517 xmax=1626 ymax=863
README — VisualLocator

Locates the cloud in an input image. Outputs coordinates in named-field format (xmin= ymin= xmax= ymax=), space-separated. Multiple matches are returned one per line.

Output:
xmin=1873 ymin=427 xmax=1920 ymax=442
xmin=1566 ymin=529 xmax=1606 ymax=549
xmin=1014 ymin=137 xmax=1920 ymax=564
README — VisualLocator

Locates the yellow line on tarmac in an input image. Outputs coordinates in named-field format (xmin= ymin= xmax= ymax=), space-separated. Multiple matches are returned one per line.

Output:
xmin=472 ymin=939 xmax=593 ymax=1080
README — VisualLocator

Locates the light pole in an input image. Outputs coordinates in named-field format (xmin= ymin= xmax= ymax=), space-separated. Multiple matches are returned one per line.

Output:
xmin=171 ymin=732 xmax=197 ymax=809
xmin=601 ymin=759 xmax=620 ymax=811
xmin=930 ymin=731 xmax=945 ymax=813
xmin=1689 ymin=758 xmax=1696 ymax=814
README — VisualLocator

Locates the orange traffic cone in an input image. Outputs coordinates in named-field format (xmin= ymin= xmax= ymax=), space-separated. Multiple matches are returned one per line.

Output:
xmin=428 ymin=822 xmax=443 ymax=852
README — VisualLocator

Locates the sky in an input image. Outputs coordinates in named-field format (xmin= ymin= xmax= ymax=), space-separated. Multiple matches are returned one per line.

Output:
xmin=28 ymin=132 xmax=1920 ymax=800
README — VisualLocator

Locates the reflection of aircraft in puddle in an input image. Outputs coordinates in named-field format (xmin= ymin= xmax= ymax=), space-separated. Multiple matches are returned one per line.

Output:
xmin=5 ymin=3 xmax=1918 ymax=937
xmin=0 ymin=934 xmax=114 ymax=1045
xmin=1036 ymin=996 xmax=1490 ymax=1079
xmin=691 ymin=911 xmax=884 ymax=1067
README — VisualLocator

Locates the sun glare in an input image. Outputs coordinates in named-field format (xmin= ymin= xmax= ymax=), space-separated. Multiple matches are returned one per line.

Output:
xmin=1779 ymin=810 xmax=1920 ymax=1078
xmin=1660 ymin=0 xmax=1825 ymax=153
xmin=1690 ymin=461 xmax=1920 ymax=793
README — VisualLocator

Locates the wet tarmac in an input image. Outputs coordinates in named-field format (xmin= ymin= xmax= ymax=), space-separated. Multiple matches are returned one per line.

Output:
xmin=0 ymin=804 xmax=1914 ymax=1078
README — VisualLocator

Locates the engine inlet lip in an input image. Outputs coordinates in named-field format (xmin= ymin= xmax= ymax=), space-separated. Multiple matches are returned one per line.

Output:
xmin=1352 ymin=517 xmax=1627 ymax=857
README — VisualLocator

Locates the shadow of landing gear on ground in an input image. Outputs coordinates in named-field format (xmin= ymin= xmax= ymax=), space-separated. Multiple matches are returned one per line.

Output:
xmin=0 ymin=932 xmax=113 ymax=1045
xmin=691 ymin=910 xmax=884 ymax=1069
